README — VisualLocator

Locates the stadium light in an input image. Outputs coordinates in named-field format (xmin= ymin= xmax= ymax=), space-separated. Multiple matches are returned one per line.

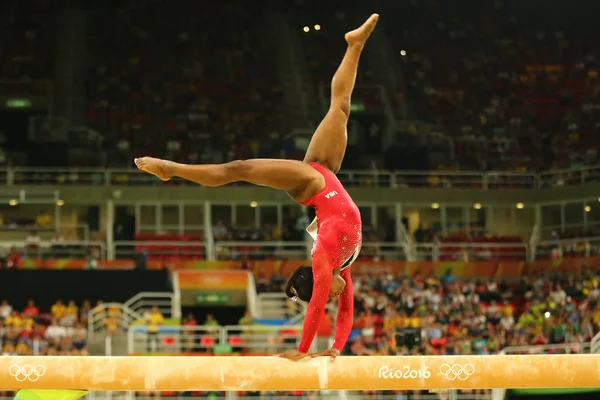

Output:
xmin=516 ymin=202 xmax=525 ymax=209
xmin=431 ymin=202 xmax=440 ymax=209
xmin=303 ymin=26 xmax=310 ymax=33
xmin=314 ymin=24 xmax=321 ymax=31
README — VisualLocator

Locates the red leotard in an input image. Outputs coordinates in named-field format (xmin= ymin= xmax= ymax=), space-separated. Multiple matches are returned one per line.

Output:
xmin=297 ymin=162 xmax=362 ymax=353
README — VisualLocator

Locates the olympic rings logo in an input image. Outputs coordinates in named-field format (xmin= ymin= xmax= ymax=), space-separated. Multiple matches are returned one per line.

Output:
xmin=9 ymin=363 xmax=46 ymax=382
xmin=439 ymin=363 xmax=475 ymax=381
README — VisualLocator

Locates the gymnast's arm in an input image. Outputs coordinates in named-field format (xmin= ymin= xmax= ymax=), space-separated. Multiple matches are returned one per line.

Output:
xmin=297 ymin=254 xmax=333 ymax=353
xmin=332 ymin=268 xmax=354 ymax=352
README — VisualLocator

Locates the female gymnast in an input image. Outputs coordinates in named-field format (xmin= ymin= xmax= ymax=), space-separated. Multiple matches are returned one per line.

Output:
xmin=135 ymin=13 xmax=379 ymax=360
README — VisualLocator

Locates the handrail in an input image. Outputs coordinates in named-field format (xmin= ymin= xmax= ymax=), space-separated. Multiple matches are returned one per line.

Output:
xmin=6 ymin=163 xmax=600 ymax=189
xmin=124 ymin=292 xmax=177 ymax=318
xmin=591 ymin=331 xmax=600 ymax=354
xmin=87 ymin=302 xmax=144 ymax=338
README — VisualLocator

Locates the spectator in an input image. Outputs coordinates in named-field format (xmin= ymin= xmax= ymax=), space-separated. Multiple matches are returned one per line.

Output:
xmin=0 ymin=300 xmax=12 ymax=318
xmin=238 ymin=311 xmax=253 ymax=326
xmin=204 ymin=314 xmax=219 ymax=327
xmin=6 ymin=247 xmax=22 ymax=269
xmin=25 ymin=230 xmax=41 ymax=249
xmin=51 ymin=299 xmax=66 ymax=320
xmin=45 ymin=318 xmax=66 ymax=346
xmin=35 ymin=210 xmax=53 ymax=228
xmin=146 ymin=306 xmax=164 ymax=352
xmin=23 ymin=300 xmax=39 ymax=317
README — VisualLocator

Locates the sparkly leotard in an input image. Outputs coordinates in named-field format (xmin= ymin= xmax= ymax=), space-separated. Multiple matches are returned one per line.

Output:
xmin=297 ymin=162 xmax=362 ymax=353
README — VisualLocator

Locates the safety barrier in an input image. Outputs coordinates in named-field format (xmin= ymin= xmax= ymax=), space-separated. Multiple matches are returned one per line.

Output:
xmin=126 ymin=324 xmax=302 ymax=355
xmin=7 ymin=164 xmax=600 ymax=189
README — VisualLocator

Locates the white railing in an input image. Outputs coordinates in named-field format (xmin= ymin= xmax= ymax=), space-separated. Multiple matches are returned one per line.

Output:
xmin=88 ymin=292 xmax=179 ymax=338
xmin=591 ymin=331 xmax=600 ymax=354
xmin=126 ymin=324 xmax=302 ymax=355
xmin=87 ymin=302 xmax=144 ymax=337
xmin=535 ymin=236 xmax=600 ymax=260
xmin=0 ymin=240 xmax=106 ymax=259
xmin=113 ymin=240 xmax=207 ymax=259
xmin=256 ymin=293 xmax=305 ymax=320
xmin=214 ymin=240 xmax=308 ymax=260
xmin=415 ymin=242 xmax=527 ymax=262
xmin=6 ymin=164 xmax=600 ymax=189
xmin=124 ymin=292 xmax=179 ymax=319
xmin=128 ymin=324 xmax=223 ymax=354
xmin=361 ymin=242 xmax=408 ymax=260
xmin=528 ymin=224 xmax=540 ymax=261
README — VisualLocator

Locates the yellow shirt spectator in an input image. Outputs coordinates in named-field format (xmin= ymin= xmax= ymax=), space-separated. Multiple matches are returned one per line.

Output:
xmin=67 ymin=302 xmax=79 ymax=316
xmin=383 ymin=314 xmax=402 ymax=330
xmin=23 ymin=317 xmax=34 ymax=331
xmin=5 ymin=314 xmax=23 ymax=328
xmin=147 ymin=309 xmax=164 ymax=334
xmin=408 ymin=316 xmax=421 ymax=328
xmin=106 ymin=316 xmax=119 ymax=333
xmin=51 ymin=302 xmax=67 ymax=319
xmin=16 ymin=342 xmax=29 ymax=355
xmin=108 ymin=305 xmax=121 ymax=317
xmin=36 ymin=212 xmax=53 ymax=228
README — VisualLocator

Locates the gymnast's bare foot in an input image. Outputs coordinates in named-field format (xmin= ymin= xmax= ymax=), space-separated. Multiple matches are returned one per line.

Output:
xmin=345 ymin=13 xmax=379 ymax=48
xmin=134 ymin=157 xmax=174 ymax=181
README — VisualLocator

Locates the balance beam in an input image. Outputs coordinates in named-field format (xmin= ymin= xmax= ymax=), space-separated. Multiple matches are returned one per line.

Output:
xmin=3 ymin=355 xmax=599 ymax=391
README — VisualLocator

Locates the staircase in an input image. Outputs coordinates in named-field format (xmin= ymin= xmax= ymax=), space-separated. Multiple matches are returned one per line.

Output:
xmin=256 ymin=293 xmax=304 ymax=320
xmin=87 ymin=292 xmax=180 ymax=355
xmin=264 ymin=12 xmax=320 ymax=129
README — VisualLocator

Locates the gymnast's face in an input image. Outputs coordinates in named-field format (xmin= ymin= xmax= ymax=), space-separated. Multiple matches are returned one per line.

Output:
xmin=329 ymin=274 xmax=346 ymax=299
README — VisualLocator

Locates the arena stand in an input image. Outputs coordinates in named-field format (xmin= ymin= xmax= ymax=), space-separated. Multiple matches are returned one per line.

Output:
xmin=384 ymin=0 xmax=600 ymax=173
xmin=2 ymin=2 xmax=600 ymax=400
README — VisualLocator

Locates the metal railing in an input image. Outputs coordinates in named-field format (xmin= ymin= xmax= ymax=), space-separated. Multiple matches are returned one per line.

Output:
xmin=591 ymin=331 xmax=600 ymax=354
xmin=0 ymin=240 xmax=106 ymax=259
xmin=88 ymin=302 xmax=144 ymax=337
xmin=535 ymin=236 xmax=600 ymax=260
xmin=88 ymin=292 xmax=179 ymax=337
xmin=256 ymin=293 xmax=305 ymax=320
xmin=5 ymin=164 xmax=600 ymax=189
xmin=127 ymin=324 xmax=302 ymax=355
xmin=215 ymin=240 xmax=308 ymax=260
xmin=124 ymin=292 xmax=179 ymax=319
xmin=113 ymin=240 xmax=208 ymax=259
xmin=414 ymin=242 xmax=527 ymax=262
xmin=7 ymin=237 xmax=600 ymax=263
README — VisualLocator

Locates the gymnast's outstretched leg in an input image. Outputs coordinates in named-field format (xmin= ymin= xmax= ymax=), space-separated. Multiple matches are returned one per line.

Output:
xmin=303 ymin=13 xmax=379 ymax=174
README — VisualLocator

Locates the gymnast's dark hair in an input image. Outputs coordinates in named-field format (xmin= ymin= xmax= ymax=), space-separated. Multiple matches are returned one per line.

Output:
xmin=284 ymin=266 xmax=314 ymax=302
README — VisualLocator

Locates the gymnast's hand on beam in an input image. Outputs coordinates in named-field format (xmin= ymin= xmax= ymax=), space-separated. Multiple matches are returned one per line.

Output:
xmin=276 ymin=350 xmax=308 ymax=361
xmin=309 ymin=348 xmax=340 ymax=360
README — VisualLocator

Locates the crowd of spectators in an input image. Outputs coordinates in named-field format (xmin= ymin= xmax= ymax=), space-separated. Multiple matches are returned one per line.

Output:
xmin=0 ymin=299 xmax=90 ymax=356
xmin=4 ymin=2 xmax=600 ymax=177
xmin=393 ymin=1 xmax=600 ymax=173
xmin=84 ymin=0 xmax=289 ymax=169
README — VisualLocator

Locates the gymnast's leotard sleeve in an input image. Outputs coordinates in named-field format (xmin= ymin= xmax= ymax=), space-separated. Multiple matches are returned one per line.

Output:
xmin=297 ymin=256 xmax=333 ymax=353
xmin=332 ymin=267 xmax=354 ymax=352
